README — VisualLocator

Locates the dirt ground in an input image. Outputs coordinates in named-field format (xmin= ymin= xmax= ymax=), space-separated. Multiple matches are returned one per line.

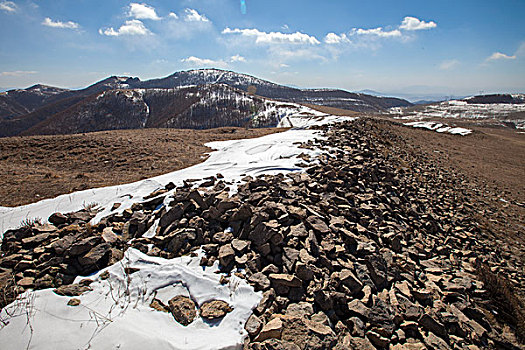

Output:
xmin=0 ymin=127 xmax=282 ymax=207
xmin=374 ymin=116 xmax=525 ymax=247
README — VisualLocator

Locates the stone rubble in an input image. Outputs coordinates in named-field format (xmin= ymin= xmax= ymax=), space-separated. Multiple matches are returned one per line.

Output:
xmin=0 ymin=118 xmax=523 ymax=349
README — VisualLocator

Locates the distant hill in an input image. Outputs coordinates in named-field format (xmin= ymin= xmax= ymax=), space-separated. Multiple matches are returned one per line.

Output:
xmin=464 ymin=93 xmax=525 ymax=104
xmin=0 ymin=69 xmax=413 ymax=137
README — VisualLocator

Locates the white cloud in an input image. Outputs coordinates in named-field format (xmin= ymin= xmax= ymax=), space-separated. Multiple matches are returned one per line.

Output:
xmin=99 ymin=19 xmax=151 ymax=36
xmin=184 ymin=8 xmax=209 ymax=22
xmin=0 ymin=70 xmax=37 ymax=77
xmin=128 ymin=3 xmax=160 ymax=21
xmin=439 ymin=59 xmax=460 ymax=70
xmin=400 ymin=16 xmax=437 ymax=31
xmin=324 ymin=32 xmax=351 ymax=44
xmin=353 ymin=27 xmax=402 ymax=38
xmin=181 ymin=56 xmax=227 ymax=68
xmin=280 ymin=63 xmax=290 ymax=68
xmin=0 ymin=1 xmax=16 ymax=12
xmin=42 ymin=17 xmax=80 ymax=29
xmin=230 ymin=55 xmax=246 ymax=63
xmin=168 ymin=12 xmax=178 ymax=19
xmin=486 ymin=52 xmax=517 ymax=61
xmin=268 ymin=47 xmax=327 ymax=63
xmin=222 ymin=27 xmax=320 ymax=45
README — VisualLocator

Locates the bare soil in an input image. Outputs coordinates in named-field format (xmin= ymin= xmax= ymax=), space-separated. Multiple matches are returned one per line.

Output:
xmin=0 ymin=127 xmax=282 ymax=207
xmin=375 ymin=117 xmax=525 ymax=246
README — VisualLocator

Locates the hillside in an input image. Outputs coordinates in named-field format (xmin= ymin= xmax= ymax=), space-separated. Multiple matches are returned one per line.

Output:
xmin=21 ymin=84 xmax=320 ymax=136
xmin=0 ymin=69 xmax=412 ymax=137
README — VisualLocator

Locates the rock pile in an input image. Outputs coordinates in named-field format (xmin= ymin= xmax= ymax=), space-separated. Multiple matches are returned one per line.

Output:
xmin=1 ymin=118 xmax=523 ymax=349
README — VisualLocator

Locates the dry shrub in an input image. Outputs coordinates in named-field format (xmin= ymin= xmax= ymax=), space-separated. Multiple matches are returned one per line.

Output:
xmin=478 ymin=262 xmax=525 ymax=343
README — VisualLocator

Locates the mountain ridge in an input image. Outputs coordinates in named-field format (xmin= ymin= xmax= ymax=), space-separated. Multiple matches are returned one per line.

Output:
xmin=1 ymin=69 xmax=413 ymax=136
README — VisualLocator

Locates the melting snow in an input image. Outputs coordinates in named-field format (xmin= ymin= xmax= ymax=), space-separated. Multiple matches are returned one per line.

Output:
xmin=0 ymin=114 xmax=353 ymax=235
xmin=404 ymin=121 xmax=472 ymax=136
xmin=0 ymin=113 xmax=358 ymax=350
xmin=0 ymin=248 xmax=262 ymax=350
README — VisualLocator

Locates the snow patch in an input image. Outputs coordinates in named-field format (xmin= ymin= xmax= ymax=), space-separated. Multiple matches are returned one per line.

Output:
xmin=0 ymin=116 xmax=348 ymax=234
xmin=0 ymin=248 xmax=262 ymax=350
xmin=404 ymin=121 xmax=472 ymax=136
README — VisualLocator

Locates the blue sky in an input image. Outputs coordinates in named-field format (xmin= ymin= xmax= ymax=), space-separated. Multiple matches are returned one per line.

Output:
xmin=0 ymin=0 xmax=524 ymax=95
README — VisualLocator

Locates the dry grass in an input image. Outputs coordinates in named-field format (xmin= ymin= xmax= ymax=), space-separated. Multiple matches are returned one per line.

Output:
xmin=0 ymin=127 xmax=282 ymax=207
xmin=477 ymin=263 xmax=525 ymax=343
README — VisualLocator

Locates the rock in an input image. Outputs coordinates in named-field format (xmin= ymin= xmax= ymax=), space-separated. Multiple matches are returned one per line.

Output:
xmin=340 ymin=269 xmax=363 ymax=295
xmin=102 ymin=227 xmax=119 ymax=243
xmin=306 ymin=216 xmax=330 ymax=234
xmin=34 ymin=274 xmax=54 ymax=289
xmin=213 ymin=231 xmax=234 ymax=244
xmin=396 ymin=281 xmax=413 ymax=298
xmin=69 ymin=236 xmax=100 ymax=256
xmin=248 ymin=339 xmax=300 ymax=350
xmin=311 ymin=312 xmax=331 ymax=327
xmin=218 ymin=244 xmax=235 ymax=267
xmin=49 ymin=212 xmax=67 ymax=226
xmin=255 ymin=289 xmax=276 ymax=315
xmin=289 ymin=223 xmax=308 ymax=237
xmin=419 ymin=314 xmax=448 ymax=340
xmin=17 ymin=277 xmax=34 ymax=288
xmin=67 ymin=298 xmax=81 ymax=306
xmin=347 ymin=299 xmax=370 ymax=320
xmin=50 ymin=234 xmax=77 ymax=255
xmin=349 ymin=317 xmax=365 ymax=337
xmin=22 ymin=232 xmax=54 ymax=248
xmin=283 ymin=247 xmax=300 ymax=272
xmin=285 ymin=302 xmax=314 ymax=318
xmin=262 ymin=264 xmax=279 ymax=275
xmin=255 ymin=318 xmax=283 ymax=342
xmin=231 ymin=203 xmax=252 ymax=221
xmin=366 ymin=255 xmax=387 ymax=290
xmin=200 ymin=300 xmax=233 ymax=320
xmin=231 ymin=239 xmax=250 ymax=253
xmin=159 ymin=204 xmax=184 ymax=229
xmin=249 ymin=272 xmax=271 ymax=291
xmin=54 ymin=283 xmax=92 ymax=296
xmin=295 ymin=262 xmax=314 ymax=281
xmin=269 ymin=274 xmax=302 ymax=288
xmin=33 ymin=223 xmax=58 ymax=233
xmin=423 ymin=331 xmax=452 ymax=350
xmin=165 ymin=228 xmax=197 ymax=253
xmin=366 ymin=330 xmax=390 ymax=348
xmin=245 ymin=314 xmax=263 ymax=336
xmin=78 ymin=243 xmax=111 ymax=268
xmin=304 ymin=319 xmax=334 ymax=336
xmin=168 ymin=296 xmax=196 ymax=326
xmin=150 ymin=298 xmax=169 ymax=312
xmin=249 ymin=221 xmax=280 ymax=246
xmin=337 ymin=335 xmax=375 ymax=350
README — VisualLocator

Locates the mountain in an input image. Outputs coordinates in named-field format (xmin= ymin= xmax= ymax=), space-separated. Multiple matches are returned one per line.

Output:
xmin=21 ymin=84 xmax=318 ymax=136
xmin=0 ymin=69 xmax=412 ymax=137
xmin=464 ymin=93 xmax=525 ymax=104
xmin=0 ymin=84 xmax=73 ymax=119
xmin=141 ymin=69 xmax=411 ymax=112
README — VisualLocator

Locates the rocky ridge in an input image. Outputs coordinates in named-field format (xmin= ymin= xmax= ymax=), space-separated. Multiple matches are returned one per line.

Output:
xmin=0 ymin=119 xmax=523 ymax=349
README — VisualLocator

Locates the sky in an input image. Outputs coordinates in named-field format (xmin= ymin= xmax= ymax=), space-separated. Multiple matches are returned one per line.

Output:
xmin=0 ymin=0 xmax=524 ymax=96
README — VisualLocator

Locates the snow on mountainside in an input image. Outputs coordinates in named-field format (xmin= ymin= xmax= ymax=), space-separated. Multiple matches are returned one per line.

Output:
xmin=21 ymin=84 xmax=333 ymax=135
xmin=389 ymin=94 xmax=525 ymax=129
xmin=0 ymin=84 xmax=73 ymax=119
xmin=0 ymin=69 xmax=412 ymax=137
xmin=142 ymin=69 xmax=412 ymax=112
